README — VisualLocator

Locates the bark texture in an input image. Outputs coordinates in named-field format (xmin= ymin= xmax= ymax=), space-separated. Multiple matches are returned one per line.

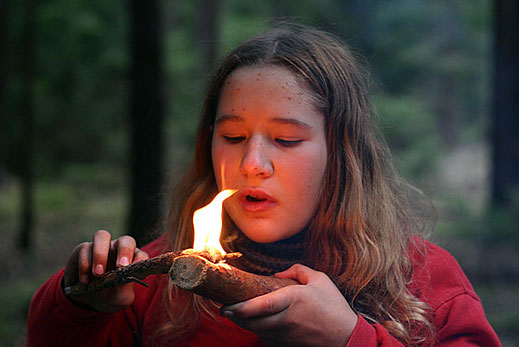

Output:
xmin=169 ymin=254 xmax=297 ymax=304
xmin=64 ymin=250 xmax=297 ymax=303
xmin=64 ymin=251 xmax=179 ymax=296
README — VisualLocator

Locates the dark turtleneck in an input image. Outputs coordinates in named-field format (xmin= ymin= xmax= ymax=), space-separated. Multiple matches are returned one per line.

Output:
xmin=225 ymin=228 xmax=309 ymax=276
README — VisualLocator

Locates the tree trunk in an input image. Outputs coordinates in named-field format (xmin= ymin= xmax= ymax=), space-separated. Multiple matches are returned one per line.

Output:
xmin=436 ymin=1 xmax=462 ymax=147
xmin=128 ymin=0 xmax=164 ymax=245
xmin=491 ymin=0 xmax=519 ymax=209
xmin=18 ymin=0 xmax=36 ymax=251
xmin=195 ymin=0 xmax=222 ymax=75
xmin=0 ymin=0 xmax=9 ymax=185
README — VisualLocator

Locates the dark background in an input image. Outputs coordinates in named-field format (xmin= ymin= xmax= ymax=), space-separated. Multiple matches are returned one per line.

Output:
xmin=0 ymin=0 xmax=517 ymax=345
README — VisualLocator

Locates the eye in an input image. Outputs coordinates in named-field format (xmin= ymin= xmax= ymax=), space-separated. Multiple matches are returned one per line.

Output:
xmin=275 ymin=138 xmax=304 ymax=147
xmin=223 ymin=135 xmax=246 ymax=144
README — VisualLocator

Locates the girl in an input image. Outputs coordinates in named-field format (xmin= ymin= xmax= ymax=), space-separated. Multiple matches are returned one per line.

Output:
xmin=27 ymin=24 xmax=500 ymax=346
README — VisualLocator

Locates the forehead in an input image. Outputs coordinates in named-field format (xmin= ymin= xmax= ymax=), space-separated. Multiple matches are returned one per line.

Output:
xmin=215 ymin=65 xmax=326 ymax=133
xmin=218 ymin=65 xmax=320 ymax=116
xmin=222 ymin=65 xmax=309 ymax=98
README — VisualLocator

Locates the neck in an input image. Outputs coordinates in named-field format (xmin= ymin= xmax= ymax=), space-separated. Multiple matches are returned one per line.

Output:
xmin=226 ymin=228 xmax=309 ymax=275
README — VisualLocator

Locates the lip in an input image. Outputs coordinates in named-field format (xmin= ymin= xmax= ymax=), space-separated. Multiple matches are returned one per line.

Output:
xmin=238 ymin=188 xmax=277 ymax=213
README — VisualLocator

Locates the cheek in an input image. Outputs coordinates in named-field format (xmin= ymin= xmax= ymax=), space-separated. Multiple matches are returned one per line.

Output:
xmin=303 ymin=146 xmax=327 ymax=189
xmin=287 ymin=152 xmax=327 ymax=203
xmin=211 ymin=141 xmax=223 ymax=188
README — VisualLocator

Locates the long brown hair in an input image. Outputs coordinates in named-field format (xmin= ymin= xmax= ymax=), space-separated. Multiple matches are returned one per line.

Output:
xmin=164 ymin=24 xmax=433 ymax=345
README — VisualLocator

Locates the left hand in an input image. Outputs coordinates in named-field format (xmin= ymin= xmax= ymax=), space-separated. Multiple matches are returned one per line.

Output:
xmin=219 ymin=264 xmax=358 ymax=346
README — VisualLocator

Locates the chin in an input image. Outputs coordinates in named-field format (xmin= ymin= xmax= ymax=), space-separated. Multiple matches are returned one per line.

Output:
xmin=239 ymin=224 xmax=299 ymax=244
xmin=236 ymin=224 xmax=275 ymax=243
xmin=244 ymin=233 xmax=280 ymax=244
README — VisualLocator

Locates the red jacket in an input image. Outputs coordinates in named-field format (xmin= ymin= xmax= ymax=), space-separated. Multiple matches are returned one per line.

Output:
xmin=26 ymin=236 xmax=500 ymax=346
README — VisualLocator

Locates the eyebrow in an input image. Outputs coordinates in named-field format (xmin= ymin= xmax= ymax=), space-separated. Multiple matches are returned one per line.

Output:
xmin=270 ymin=117 xmax=313 ymax=129
xmin=214 ymin=114 xmax=244 ymax=125
xmin=215 ymin=114 xmax=313 ymax=129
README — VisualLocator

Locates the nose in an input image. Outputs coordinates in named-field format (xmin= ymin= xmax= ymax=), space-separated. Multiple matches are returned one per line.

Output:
xmin=239 ymin=135 xmax=274 ymax=178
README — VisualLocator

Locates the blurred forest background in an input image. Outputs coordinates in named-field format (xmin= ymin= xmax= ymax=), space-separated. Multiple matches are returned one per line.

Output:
xmin=1 ymin=0 xmax=518 ymax=345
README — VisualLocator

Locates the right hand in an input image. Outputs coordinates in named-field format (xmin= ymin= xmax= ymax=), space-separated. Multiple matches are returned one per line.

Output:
xmin=63 ymin=230 xmax=149 ymax=313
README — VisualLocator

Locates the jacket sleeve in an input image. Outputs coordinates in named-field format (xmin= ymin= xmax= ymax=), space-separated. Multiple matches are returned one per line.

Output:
xmin=346 ymin=315 xmax=405 ymax=346
xmin=26 ymin=269 xmax=137 ymax=347
xmin=345 ymin=239 xmax=502 ymax=346
xmin=346 ymin=291 xmax=501 ymax=347
xmin=433 ymin=291 xmax=501 ymax=346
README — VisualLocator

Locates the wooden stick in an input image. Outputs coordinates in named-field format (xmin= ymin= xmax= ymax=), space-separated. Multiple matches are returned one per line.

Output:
xmin=64 ymin=251 xmax=180 ymax=296
xmin=64 ymin=250 xmax=298 ymax=304
xmin=169 ymin=253 xmax=298 ymax=305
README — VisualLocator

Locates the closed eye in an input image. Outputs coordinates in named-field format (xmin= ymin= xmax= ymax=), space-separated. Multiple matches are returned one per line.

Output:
xmin=276 ymin=139 xmax=304 ymax=147
xmin=223 ymin=135 xmax=246 ymax=144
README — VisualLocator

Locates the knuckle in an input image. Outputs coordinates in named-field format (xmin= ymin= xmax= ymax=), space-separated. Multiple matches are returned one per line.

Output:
xmin=291 ymin=263 xmax=304 ymax=271
xmin=119 ymin=235 xmax=136 ymax=247
xmin=92 ymin=247 xmax=106 ymax=258
xmin=262 ymin=298 xmax=276 ymax=314
xmin=135 ymin=249 xmax=149 ymax=259
xmin=77 ymin=241 xmax=90 ymax=252
xmin=78 ymin=260 xmax=90 ymax=273
xmin=95 ymin=229 xmax=110 ymax=238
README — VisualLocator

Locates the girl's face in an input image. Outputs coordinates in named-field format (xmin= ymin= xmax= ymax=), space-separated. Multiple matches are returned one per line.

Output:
xmin=212 ymin=65 xmax=327 ymax=243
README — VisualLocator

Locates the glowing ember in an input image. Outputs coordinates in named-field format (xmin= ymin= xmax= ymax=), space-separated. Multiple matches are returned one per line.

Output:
xmin=192 ymin=189 xmax=237 ymax=257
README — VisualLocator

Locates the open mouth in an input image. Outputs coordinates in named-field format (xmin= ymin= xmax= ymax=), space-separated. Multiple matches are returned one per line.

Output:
xmin=239 ymin=189 xmax=275 ymax=212
xmin=246 ymin=195 xmax=267 ymax=202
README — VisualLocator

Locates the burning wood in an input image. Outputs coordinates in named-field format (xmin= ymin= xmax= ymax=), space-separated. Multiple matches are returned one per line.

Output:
xmin=64 ymin=250 xmax=297 ymax=304
xmin=169 ymin=252 xmax=297 ymax=304
xmin=64 ymin=190 xmax=297 ymax=303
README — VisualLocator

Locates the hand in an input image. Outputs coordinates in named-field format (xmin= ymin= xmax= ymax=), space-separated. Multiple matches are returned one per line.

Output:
xmin=219 ymin=264 xmax=358 ymax=346
xmin=63 ymin=230 xmax=149 ymax=313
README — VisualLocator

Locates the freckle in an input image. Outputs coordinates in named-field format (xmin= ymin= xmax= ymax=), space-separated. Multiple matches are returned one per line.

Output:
xmin=288 ymin=97 xmax=292 ymax=100
xmin=242 ymin=107 xmax=246 ymax=111
xmin=256 ymin=78 xmax=260 ymax=81
xmin=236 ymin=88 xmax=240 ymax=92
xmin=281 ymin=86 xmax=285 ymax=89
xmin=257 ymin=73 xmax=262 ymax=76
xmin=231 ymin=108 xmax=235 ymax=112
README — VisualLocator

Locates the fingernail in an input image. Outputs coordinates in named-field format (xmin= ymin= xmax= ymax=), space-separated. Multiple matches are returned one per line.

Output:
xmin=220 ymin=310 xmax=234 ymax=318
xmin=119 ymin=257 xmax=129 ymax=267
xmin=94 ymin=264 xmax=104 ymax=275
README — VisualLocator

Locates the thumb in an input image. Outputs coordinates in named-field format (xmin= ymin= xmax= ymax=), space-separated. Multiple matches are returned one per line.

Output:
xmin=274 ymin=264 xmax=321 ymax=285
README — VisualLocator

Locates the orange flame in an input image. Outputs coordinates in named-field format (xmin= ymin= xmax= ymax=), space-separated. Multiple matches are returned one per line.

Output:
xmin=192 ymin=189 xmax=237 ymax=256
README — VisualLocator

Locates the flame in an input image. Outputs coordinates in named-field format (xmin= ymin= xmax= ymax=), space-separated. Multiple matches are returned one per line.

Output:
xmin=192 ymin=189 xmax=237 ymax=256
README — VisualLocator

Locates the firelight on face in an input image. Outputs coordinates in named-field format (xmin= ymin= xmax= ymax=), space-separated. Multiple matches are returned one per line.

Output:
xmin=211 ymin=65 xmax=328 ymax=243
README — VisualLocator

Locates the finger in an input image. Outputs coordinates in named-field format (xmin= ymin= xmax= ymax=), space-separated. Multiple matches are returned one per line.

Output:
xmin=77 ymin=242 xmax=93 ymax=284
xmin=92 ymin=230 xmax=112 ymax=277
xmin=221 ymin=288 xmax=292 ymax=319
xmin=274 ymin=263 xmax=320 ymax=285
xmin=229 ymin=311 xmax=286 ymax=334
xmin=132 ymin=248 xmax=149 ymax=263
xmin=113 ymin=236 xmax=136 ymax=267
xmin=104 ymin=283 xmax=136 ymax=311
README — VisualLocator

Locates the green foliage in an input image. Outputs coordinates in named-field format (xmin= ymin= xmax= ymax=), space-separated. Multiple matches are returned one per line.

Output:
xmin=3 ymin=1 xmax=515 ymax=345
xmin=5 ymin=0 xmax=127 ymax=178
xmin=0 ymin=279 xmax=38 ymax=347
xmin=436 ymin=195 xmax=519 ymax=246
xmin=375 ymin=95 xmax=441 ymax=180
